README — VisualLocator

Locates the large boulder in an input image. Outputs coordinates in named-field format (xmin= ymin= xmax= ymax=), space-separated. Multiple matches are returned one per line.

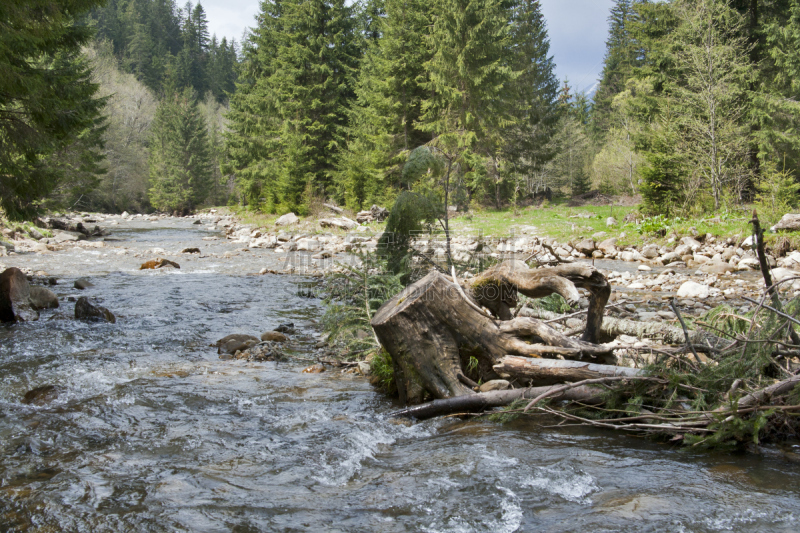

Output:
xmin=773 ymin=213 xmax=800 ymax=232
xmin=75 ymin=297 xmax=116 ymax=323
xmin=29 ymin=286 xmax=59 ymax=309
xmin=0 ymin=239 xmax=15 ymax=252
xmin=0 ymin=267 xmax=39 ymax=322
xmin=597 ymin=237 xmax=618 ymax=255
xmin=275 ymin=212 xmax=299 ymax=227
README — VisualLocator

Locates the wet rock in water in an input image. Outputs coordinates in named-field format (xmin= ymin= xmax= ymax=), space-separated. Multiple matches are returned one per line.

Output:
xmin=275 ymin=322 xmax=295 ymax=333
xmin=261 ymin=331 xmax=288 ymax=342
xmin=22 ymin=385 xmax=61 ymax=406
xmin=676 ymin=281 xmax=709 ymax=299
xmin=193 ymin=219 xmax=202 ymax=225
xmin=74 ymin=278 xmax=94 ymax=290
xmin=275 ymin=212 xmax=299 ymax=226
xmin=0 ymin=239 xmax=15 ymax=252
xmin=74 ymin=297 xmax=116 ymax=323
xmin=700 ymin=261 xmax=735 ymax=275
xmin=0 ymin=267 xmax=38 ymax=322
xmin=479 ymin=379 xmax=511 ymax=392
xmin=216 ymin=334 xmax=259 ymax=355
xmin=357 ymin=361 xmax=371 ymax=376
xmin=181 ymin=247 xmax=201 ymax=254
xmin=574 ymin=238 xmax=596 ymax=256
xmin=53 ymin=230 xmax=84 ymax=243
xmin=140 ymin=258 xmax=180 ymax=269
xmin=302 ymin=364 xmax=326 ymax=373
xmin=29 ymin=286 xmax=59 ymax=309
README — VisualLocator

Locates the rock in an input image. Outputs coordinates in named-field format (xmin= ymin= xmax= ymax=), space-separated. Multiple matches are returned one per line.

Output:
xmin=700 ymin=261 xmax=735 ymax=275
xmin=181 ymin=247 xmax=201 ymax=254
xmin=296 ymin=238 xmax=321 ymax=251
xmin=574 ymin=238 xmax=596 ymax=255
xmin=676 ymin=281 xmax=710 ymax=299
xmin=356 ymin=211 xmax=374 ymax=224
xmin=680 ymin=236 xmax=703 ymax=252
xmin=772 ymin=213 xmax=800 ymax=231
xmin=74 ymin=278 xmax=94 ymax=290
xmin=741 ymin=235 xmax=754 ymax=250
xmin=302 ymin=364 xmax=326 ymax=373
xmin=275 ymin=322 xmax=295 ymax=333
xmin=275 ymin=212 xmax=300 ymax=226
xmin=29 ymin=286 xmax=58 ymax=309
xmin=0 ymin=239 xmax=15 ymax=252
xmin=319 ymin=217 xmax=359 ymax=231
xmin=53 ymin=230 xmax=84 ymax=243
xmin=357 ymin=361 xmax=371 ymax=376
xmin=140 ymin=258 xmax=180 ymax=269
xmin=771 ymin=267 xmax=800 ymax=284
xmin=74 ymin=296 xmax=116 ymax=323
xmin=606 ymin=217 xmax=618 ymax=227
xmin=0 ymin=267 xmax=38 ymax=322
xmin=736 ymin=257 xmax=760 ymax=271
xmin=193 ymin=219 xmax=202 ymax=225
xmin=641 ymin=244 xmax=659 ymax=259
xmin=216 ymin=334 xmax=259 ymax=355
xmin=637 ymin=265 xmax=651 ymax=271
xmin=597 ymin=237 xmax=618 ymax=254
xmin=22 ymin=385 xmax=61 ymax=406
xmin=370 ymin=205 xmax=389 ymax=221
xmin=261 ymin=331 xmax=288 ymax=342
xmin=479 ymin=379 xmax=511 ymax=392
xmin=627 ymin=282 xmax=646 ymax=289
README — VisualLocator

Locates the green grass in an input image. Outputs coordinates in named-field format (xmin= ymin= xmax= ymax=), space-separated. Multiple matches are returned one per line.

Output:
xmin=217 ymin=201 xmax=800 ymax=247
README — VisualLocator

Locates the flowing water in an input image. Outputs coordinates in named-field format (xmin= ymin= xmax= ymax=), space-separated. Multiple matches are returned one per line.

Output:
xmin=1 ymin=217 xmax=799 ymax=532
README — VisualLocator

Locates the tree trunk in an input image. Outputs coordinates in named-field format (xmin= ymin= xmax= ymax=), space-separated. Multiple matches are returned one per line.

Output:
xmin=371 ymin=261 xmax=614 ymax=404
xmin=493 ymin=356 xmax=642 ymax=386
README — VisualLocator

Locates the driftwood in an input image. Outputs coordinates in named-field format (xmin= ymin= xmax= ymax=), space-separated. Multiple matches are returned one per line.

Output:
xmin=520 ymin=307 xmax=724 ymax=349
xmin=371 ymin=261 xmax=615 ymax=404
xmin=391 ymin=384 xmax=604 ymax=420
xmin=493 ymin=356 xmax=642 ymax=386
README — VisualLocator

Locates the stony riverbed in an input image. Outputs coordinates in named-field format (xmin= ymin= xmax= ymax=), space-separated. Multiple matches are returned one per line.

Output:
xmin=1 ymin=214 xmax=800 ymax=531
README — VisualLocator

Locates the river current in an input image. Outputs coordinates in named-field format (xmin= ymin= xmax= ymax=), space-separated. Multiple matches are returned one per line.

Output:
xmin=1 ymin=216 xmax=799 ymax=532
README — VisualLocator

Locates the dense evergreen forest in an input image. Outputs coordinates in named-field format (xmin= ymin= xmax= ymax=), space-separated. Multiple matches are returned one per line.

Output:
xmin=1 ymin=0 xmax=800 ymax=220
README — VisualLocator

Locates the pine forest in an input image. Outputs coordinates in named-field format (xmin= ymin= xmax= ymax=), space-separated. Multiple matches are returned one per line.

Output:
xmin=2 ymin=0 xmax=800 ymax=220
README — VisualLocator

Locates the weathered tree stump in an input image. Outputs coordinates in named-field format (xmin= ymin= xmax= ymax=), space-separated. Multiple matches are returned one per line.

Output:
xmin=371 ymin=261 xmax=614 ymax=404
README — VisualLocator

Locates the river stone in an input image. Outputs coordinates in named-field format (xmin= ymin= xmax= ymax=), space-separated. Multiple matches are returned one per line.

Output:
xmin=276 ymin=322 xmax=295 ymax=333
xmin=319 ymin=217 xmax=358 ymax=231
xmin=736 ymin=257 xmax=759 ymax=270
xmin=680 ymin=236 xmax=703 ymax=252
xmin=606 ymin=216 xmax=618 ymax=227
xmin=261 ymin=331 xmax=288 ymax=342
xmin=773 ymin=213 xmax=800 ymax=231
xmin=29 ymin=286 xmax=59 ymax=309
xmin=275 ymin=212 xmax=299 ymax=226
xmin=54 ymin=230 xmax=84 ymax=243
xmin=74 ymin=296 xmax=116 ymax=323
xmin=216 ymin=334 xmax=259 ymax=355
xmin=357 ymin=361 xmax=371 ymax=376
xmin=0 ymin=239 xmax=15 ymax=252
xmin=0 ymin=267 xmax=38 ymax=322
xmin=302 ymin=364 xmax=326 ymax=373
xmin=140 ymin=258 xmax=180 ymax=269
xmin=700 ymin=261 xmax=735 ymax=275
xmin=574 ymin=239 xmax=595 ymax=255
xmin=771 ymin=267 xmax=800 ymax=284
xmin=181 ymin=247 xmax=201 ymax=254
xmin=641 ymin=244 xmax=659 ymax=259
xmin=676 ymin=281 xmax=710 ymax=299
xmin=21 ymin=385 xmax=61 ymax=406
xmin=597 ymin=237 xmax=618 ymax=254
xmin=74 ymin=278 xmax=94 ymax=290
xmin=479 ymin=379 xmax=511 ymax=392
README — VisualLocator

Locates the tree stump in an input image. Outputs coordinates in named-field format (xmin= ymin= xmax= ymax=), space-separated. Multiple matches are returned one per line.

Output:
xmin=371 ymin=261 xmax=614 ymax=404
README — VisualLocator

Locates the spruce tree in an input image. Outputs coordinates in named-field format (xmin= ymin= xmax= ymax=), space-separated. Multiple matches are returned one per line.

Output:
xmin=149 ymin=88 xmax=213 ymax=212
xmin=0 ymin=0 xmax=108 ymax=219
xmin=593 ymin=0 xmax=641 ymax=137
xmin=502 ymin=0 xmax=560 ymax=177
xmin=335 ymin=0 xmax=433 ymax=209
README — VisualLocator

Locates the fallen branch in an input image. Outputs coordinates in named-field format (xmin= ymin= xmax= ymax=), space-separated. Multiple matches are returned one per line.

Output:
xmin=523 ymin=376 xmax=666 ymax=412
xmin=493 ymin=356 xmax=642 ymax=386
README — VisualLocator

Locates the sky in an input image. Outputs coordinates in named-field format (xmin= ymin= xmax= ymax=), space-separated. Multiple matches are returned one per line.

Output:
xmin=201 ymin=0 xmax=615 ymax=95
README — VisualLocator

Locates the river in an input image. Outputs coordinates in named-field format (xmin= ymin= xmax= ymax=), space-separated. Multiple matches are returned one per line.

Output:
xmin=1 ymin=216 xmax=799 ymax=532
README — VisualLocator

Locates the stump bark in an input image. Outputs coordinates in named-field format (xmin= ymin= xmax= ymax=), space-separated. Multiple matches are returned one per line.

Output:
xmin=371 ymin=261 xmax=614 ymax=404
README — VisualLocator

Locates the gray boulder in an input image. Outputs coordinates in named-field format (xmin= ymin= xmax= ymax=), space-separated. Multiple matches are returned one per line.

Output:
xmin=275 ymin=213 xmax=300 ymax=227
xmin=0 ymin=267 xmax=38 ymax=322
xmin=29 ymin=286 xmax=59 ymax=309
xmin=216 ymin=334 xmax=259 ymax=355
